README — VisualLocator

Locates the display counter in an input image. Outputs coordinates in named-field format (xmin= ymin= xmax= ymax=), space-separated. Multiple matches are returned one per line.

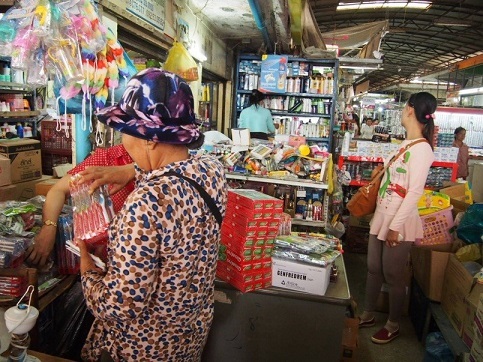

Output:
xmin=202 ymin=255 xmax=351 ymax=362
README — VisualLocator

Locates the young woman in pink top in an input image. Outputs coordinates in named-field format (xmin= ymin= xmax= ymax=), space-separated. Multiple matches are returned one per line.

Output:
xmin=358 ymin=92 xmax=436 ymax=344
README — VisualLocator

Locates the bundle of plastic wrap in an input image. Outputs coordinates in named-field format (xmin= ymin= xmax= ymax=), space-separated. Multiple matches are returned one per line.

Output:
xmin=70 ymin=174 xmax=115 ymax=248
xmin=273 ymin=233 xmax=341 ymax=267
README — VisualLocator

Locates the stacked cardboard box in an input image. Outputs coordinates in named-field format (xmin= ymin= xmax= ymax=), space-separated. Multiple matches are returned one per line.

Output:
xmin=217 ymin=189 xmax=282 ymax=292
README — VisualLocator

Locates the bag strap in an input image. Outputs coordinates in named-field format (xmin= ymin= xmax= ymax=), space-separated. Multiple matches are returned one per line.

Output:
xmin=371 ymin=138 xmax=429 ymax=184
xmin=164 ymin=170 xmax=223 ymax=226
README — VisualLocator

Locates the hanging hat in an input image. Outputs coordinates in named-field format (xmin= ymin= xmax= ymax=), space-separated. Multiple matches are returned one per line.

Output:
xmin=95 ymin=68 xmax=200 ymax=144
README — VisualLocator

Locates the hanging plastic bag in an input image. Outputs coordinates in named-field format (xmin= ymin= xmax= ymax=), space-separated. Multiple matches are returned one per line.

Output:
xmin=456 ymin=203 xmax=483 ymax=244
xmin=164 ymin=41 xmax=199 ymax=81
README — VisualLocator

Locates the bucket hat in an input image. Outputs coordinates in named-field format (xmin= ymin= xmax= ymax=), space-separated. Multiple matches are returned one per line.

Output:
xmin=95 ymin=68 xmax=201 ymax=144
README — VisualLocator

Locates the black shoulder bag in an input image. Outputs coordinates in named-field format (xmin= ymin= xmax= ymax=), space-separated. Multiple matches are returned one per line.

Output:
xmin=164 ymin=170 xmax=223 ymax=226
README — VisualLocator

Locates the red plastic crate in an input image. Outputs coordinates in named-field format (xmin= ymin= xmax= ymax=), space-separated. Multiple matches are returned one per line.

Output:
xmin=41 ymin=119 xmax=73 ymax=153
xmin=416 ymin=206 xmax=454 ymax=246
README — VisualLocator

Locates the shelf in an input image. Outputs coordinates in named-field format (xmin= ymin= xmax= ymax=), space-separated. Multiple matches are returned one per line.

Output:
xmin=226 ymin=172 xmax=328 ymax=189
xmin=283 ymin=92 xmax=333 ymax=98
xmin=340 ymin=155 xmax=384 ymax=163
xmin=306 ymin=137 xmax=330 ymax=142
xmin=348 ymin=180 xmax=371 ymax=187
xmin=237 ymin=90 xmax=333 ymax=99
xmin=271 ymin=111 xmax=330 ymax=118
xmin=0 ymin=110 xmax=41 ymax=118
xmin=291 ymin=219 xmax=326 ymax=227
xmin=0 ymin=81 xmax=33 ymax=92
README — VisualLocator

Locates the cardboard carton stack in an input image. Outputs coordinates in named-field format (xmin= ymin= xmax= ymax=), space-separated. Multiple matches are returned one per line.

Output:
xmin=217 ymin=189 xmax=282 ymax=292
xmin=0 ymin=139 xmax=45 ymax=201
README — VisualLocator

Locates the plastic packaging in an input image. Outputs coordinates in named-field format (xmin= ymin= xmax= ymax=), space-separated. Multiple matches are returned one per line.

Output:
xmin=457 ymin=203 xmax=483 ymax=244
xmin=164 ymin=41 xmax=199 ymax=81
xmin=70 ymin=174 xmax=115 ymax=247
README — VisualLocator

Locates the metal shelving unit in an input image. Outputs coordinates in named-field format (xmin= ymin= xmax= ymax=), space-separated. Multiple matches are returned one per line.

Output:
xmin=226 ymin=172 xmax=328 ymax=189
xmin=233 ymin=54 xmax=339 ymax=151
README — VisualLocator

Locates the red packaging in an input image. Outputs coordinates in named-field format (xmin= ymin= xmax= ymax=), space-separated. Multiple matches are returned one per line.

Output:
xmin=221 ymin=224 xmax=264 ymax=247
xmin=216 ymin=261 xmax=272 ymax=293
xmin=228 ymin=189 xmax=282 ymax=210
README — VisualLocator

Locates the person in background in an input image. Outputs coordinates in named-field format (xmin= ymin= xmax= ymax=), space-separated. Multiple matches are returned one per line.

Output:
xmin=360 ymin=118 xmax=375 ymax=139
xmin=358 ymin=92 xmax=436 ymax=344
xmin=453 ymin=126 xmax=469 ymax=180
xmin=25 ymin=145 xmax=135 ymax=267
xmin=238 ymin=89 xmax=277 ymax=140
xmin=78 ymin=68 xmax=228 ymax=361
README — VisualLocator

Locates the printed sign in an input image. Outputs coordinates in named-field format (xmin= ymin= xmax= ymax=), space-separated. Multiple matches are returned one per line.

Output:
xmin=127 ymin=0 xmax=166 ymax=31
xmin=259 ymin=54 xmax=287 ymax=93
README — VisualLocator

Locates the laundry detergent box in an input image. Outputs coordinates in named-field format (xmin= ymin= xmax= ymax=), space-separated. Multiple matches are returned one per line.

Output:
xmin=0 ymin=139 xmax=41 ymax=184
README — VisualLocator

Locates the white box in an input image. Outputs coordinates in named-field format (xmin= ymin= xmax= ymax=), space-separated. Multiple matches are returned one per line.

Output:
xmin=271 ymin=257 xmax=331 ymax=296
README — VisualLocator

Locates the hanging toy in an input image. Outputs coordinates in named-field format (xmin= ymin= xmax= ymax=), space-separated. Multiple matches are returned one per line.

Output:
xmin=32 ymin=0 xmax=52 ymax=39
xmin=48 ymin=38 xmax=84 ymax=84
xmin=11 ymin=27 xmax=40 ymax=70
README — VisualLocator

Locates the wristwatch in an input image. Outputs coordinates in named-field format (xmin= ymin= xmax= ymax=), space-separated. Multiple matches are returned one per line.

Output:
xmin=43 ymin=220 xmax=57 ymax=227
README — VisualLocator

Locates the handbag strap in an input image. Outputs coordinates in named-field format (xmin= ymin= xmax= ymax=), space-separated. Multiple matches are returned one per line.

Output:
xmin=164 ymin=170 xmax=223 ymax=226
xmin=371 ymin=138 xmax=428 ymax=183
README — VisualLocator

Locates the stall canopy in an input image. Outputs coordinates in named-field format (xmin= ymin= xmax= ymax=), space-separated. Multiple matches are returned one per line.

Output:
xmin=295 ymin=1 xmax=388 ymax=60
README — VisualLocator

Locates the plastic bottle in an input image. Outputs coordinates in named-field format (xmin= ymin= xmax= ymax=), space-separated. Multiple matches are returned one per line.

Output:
xmin=16 ymin=123 xmax=23 ymax=138
xmin=342 ymin=131 xmax=351 ymax=153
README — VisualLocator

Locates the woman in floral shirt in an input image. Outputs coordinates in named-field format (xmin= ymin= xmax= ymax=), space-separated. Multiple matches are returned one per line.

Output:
xmin=78 ymin=69 xmax=227 ymax=361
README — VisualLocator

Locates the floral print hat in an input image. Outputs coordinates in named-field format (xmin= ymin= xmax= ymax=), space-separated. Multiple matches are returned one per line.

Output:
xmin=95 ymin=68 xmax=201 ymax=144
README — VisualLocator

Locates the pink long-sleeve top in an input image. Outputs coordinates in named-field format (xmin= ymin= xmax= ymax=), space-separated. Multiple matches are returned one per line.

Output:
xmin=370 ymin=139 xmax=434 ymax=242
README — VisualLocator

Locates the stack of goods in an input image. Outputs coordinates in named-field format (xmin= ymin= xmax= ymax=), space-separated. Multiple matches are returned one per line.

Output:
xmin=217 ymin=190 xmax=283 ymax=292
xmin=0 ymin=200 xmax=39 ymax=268
xmin=0 ymin=236 xmax=30 ymax=269
xmin=271 ymin=233 xmax=341 ymax=296
xmin=55 ymin=213 xmax=79 ymax=275
xmin=0 ymin=275 xmax=26 ymax=299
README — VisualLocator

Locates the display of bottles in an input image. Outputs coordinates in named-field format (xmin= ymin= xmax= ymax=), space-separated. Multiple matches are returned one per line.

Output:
xmin=285 ymin=74 xmax=334 ymax=95
xmin=238 ymin=72 xmax=260 ymax=90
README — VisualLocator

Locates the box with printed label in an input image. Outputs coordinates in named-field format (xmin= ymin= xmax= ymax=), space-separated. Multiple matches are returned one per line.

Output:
xmin=271 ymin=257 xmax=332 ymax=296
xmin=410 ymin=243 xmax=453 ymax=302
xmin=441 ymin=254 xmax=483 ymax=336
xmin=0 ymin=155 xmax=11 ymax=186
xmin=0 ymin=139 xmax=41 ymax=184
xmin=0 ymin=184 xmax=16 ymax=201
xmin=228 ymin=189 xmax=282 ymax=210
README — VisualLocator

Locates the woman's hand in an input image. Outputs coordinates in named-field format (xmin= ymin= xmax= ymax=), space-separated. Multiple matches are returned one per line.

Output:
xmin=385 ymin=229 xmax=400 ymax=248
xmin=78 ymin=240 xmax=103 ymax=275
xmin=25 ymin=226 xmax=57 ymax=267
xmin=78 ymin=164 xmax=135 ymax=195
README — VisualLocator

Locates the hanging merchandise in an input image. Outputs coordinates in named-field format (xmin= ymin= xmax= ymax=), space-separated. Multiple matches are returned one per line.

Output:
xmin=0 ymin=0 xmax=137 ymax=145
xmin=164 ymin=41 xmax=199 ymax=81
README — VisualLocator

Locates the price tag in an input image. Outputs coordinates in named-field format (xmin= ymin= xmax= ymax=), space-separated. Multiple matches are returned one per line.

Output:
xmin=296 ymin=190 xmax=306 ymax=198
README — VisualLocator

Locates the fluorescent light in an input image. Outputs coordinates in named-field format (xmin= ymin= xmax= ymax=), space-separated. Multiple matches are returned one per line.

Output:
xmin=459 ymin=87 xmax=483 ymax=96
xmin=434 ymin=22 xmax=471 ymax=27
xmin=340 ymin=65 xmax=379 ymax=70
xmin=337 ymin=1 xmax=431 ymax=11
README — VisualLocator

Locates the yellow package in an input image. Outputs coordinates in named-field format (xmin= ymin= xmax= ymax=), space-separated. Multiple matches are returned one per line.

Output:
xmin=464 ymin=181 xmax=473 ymax=204
xmin=456 ymin=243 xmax=481 ymax=262
xmin=417 ymin=190 xmax=451 ymax=215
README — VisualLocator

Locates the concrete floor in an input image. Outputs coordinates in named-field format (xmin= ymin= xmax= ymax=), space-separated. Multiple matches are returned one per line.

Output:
xmin=343 ymin=252 xmax=426 ymax=362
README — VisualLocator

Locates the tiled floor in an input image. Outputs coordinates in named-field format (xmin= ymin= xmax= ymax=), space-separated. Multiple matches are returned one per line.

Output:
xmin=343 ymin=252 xmax=426 ymax=361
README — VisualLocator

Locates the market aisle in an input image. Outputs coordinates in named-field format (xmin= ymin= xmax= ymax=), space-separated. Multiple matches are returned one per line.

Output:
xmin=344 ymin=252 xmax=426 ymax=361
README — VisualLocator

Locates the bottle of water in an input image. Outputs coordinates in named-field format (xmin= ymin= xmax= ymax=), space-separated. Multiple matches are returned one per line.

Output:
xmin=342 ymin=131 xmax=351 ymax=154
